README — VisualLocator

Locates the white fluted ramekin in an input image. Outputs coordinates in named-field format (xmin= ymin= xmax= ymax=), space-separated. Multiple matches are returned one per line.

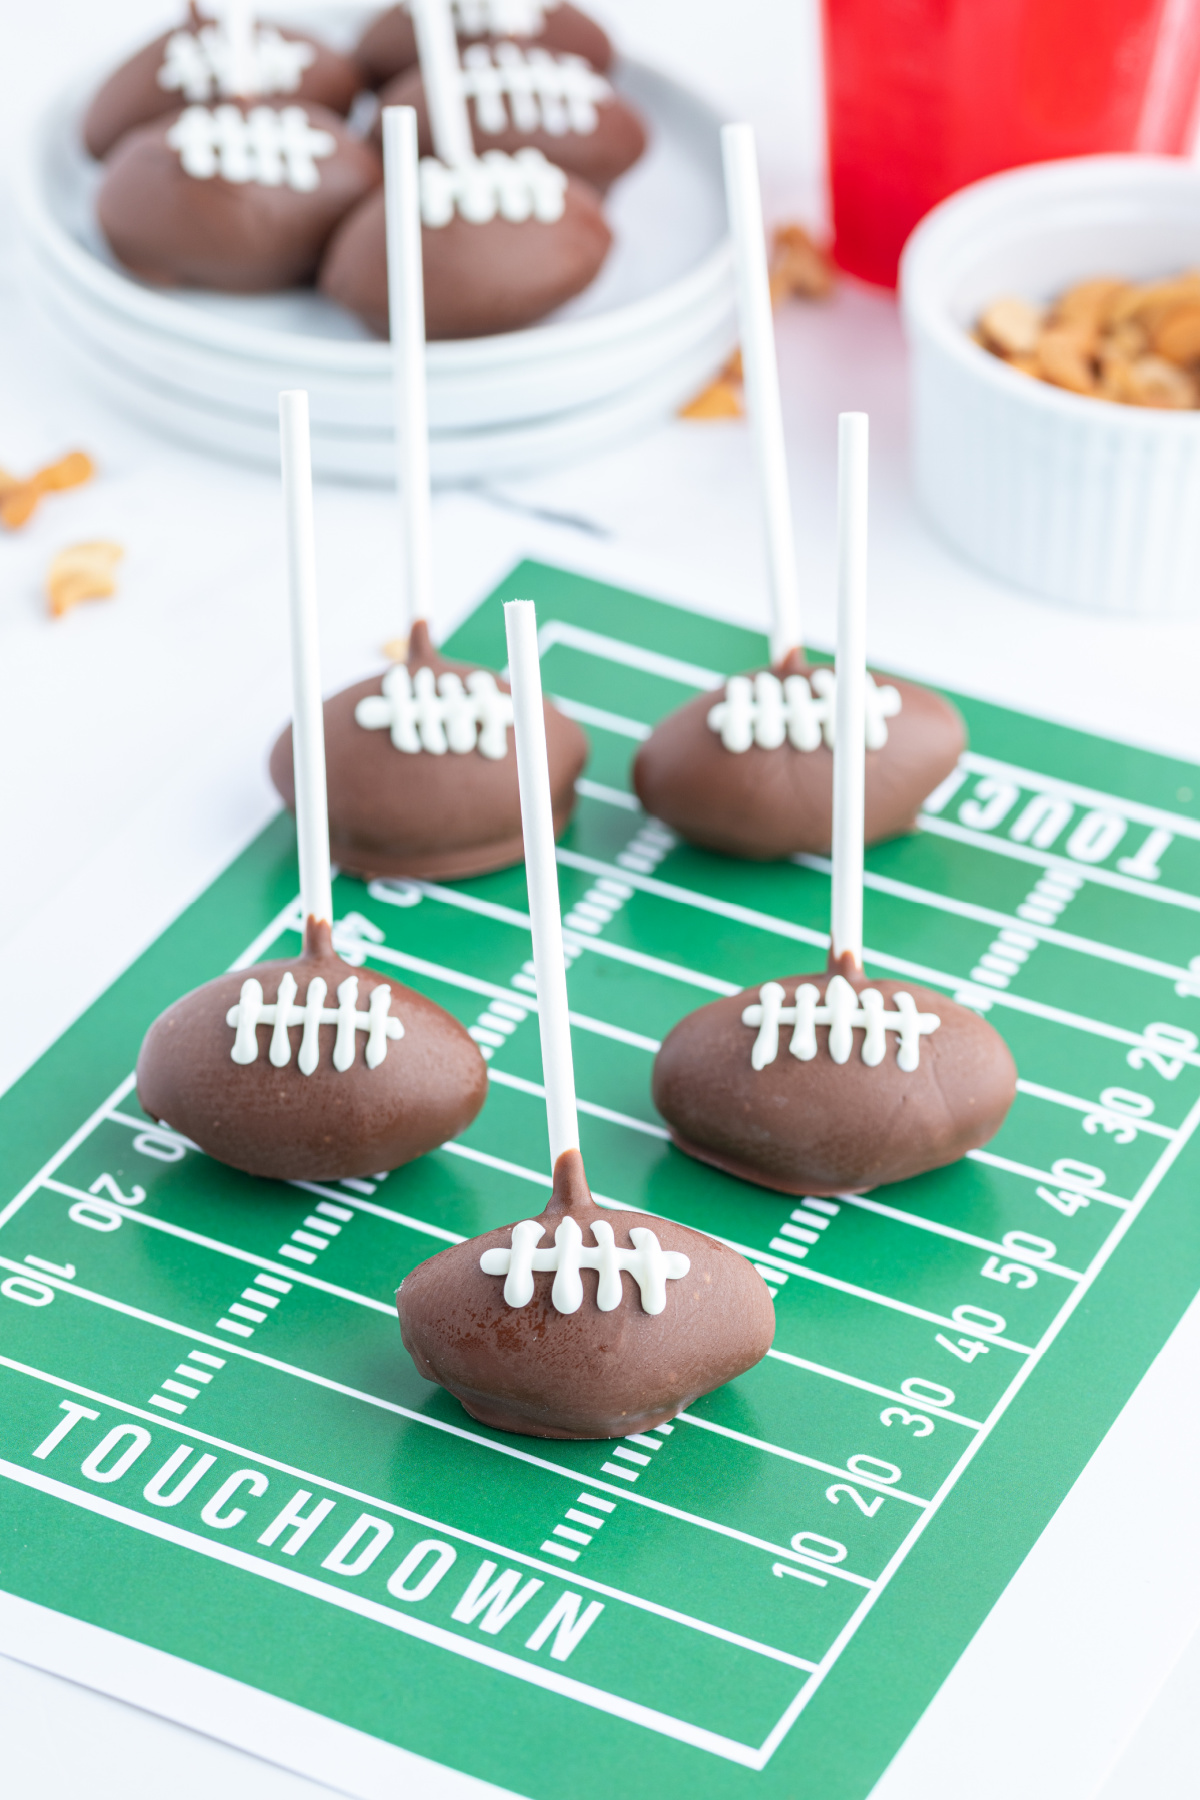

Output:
xmin=900 ymin=156 xmax=1200 ymax=617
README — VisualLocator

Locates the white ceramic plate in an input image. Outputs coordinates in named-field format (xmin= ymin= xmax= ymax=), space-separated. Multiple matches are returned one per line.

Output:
xmin=18 ymin=38 xmax=736 ymax=480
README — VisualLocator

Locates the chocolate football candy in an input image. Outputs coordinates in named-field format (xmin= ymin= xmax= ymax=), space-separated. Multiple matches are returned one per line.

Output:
xmin=83 ymin=15 xmax=361 ymax=160
xmin=634 ymin=651 xmax=965 ymax=860
xmin=137 ymin=916 xmax=488 ymax=1181
xmin=318 ymin=147 xmax=609 ymax=337
xmin=97 ymin=102 xmax=381 ymax=292
xmin=355 ymin=0 xmax=613 ymax=88
xmin=397 ymin=1147 xmax=775 ymax=1438
xmin=653 ymin=958 xmax=1017 ymax=1196
xmin=268 ymin=621 xmax=588 ymax=881
xmin=375 ymin=46 xmax=646 ymax=191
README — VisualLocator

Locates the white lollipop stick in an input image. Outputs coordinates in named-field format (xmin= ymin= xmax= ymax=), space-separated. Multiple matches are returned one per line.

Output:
xmin=721 ymin=123 xmax=803 ymax=665
xmin=410 ymin=0 xmax=475 ymax=167
xmin=504 ymin=600 xmax=579 ymax=1167
xmin=222 ymin=0 xmax=258 ymax=98
xmin=279 ymin=391 xmax=334 ymax=928
xmin=830 ymin=412 xmax=868 ymax=971
xmin=383 ymin=106 xmax=434 ymax=642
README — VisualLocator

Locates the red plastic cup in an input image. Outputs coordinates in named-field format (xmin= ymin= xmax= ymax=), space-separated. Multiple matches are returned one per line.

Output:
xmin=823 ymin=0 xmax=1200 ymax=289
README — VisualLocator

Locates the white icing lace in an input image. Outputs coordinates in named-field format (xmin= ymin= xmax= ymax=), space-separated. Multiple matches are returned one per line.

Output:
xmin=707 ymin=669 xmax=902 ymax=754
xmin=419 ymin=148 xmax=568 ymax=225
xmin=462 ymin=44 xmax=611 ymax=136
xmin=742 ymin=975 xmax=940 ymax=1073
xmin=157 ymin=25 xmax=315 ymax=104
xmin=166 ymin=105 xmax=336 ymax=192
xmin=227 ymin=973 xmax=403 ymax=1074
xmin=480 ymin=1217 xmax=690 ymax=1315
xmin=355 ymin=664 xmax=513 ymax=758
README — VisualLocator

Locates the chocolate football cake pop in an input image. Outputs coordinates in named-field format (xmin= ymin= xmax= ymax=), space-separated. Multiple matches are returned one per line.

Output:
xmin=355 ymin=0 xmax=613 ymax=90
xmin=634 ymin=655 xmax=964 ymax=859
xmin=280 ymin=109 xmax=587 ymax=877
xmin=269 ymin=618 xmax=587 ymax=879
xmin=323 ymin=5 xmax=610 ymax=337
xmin=397 ymin=598 xmax=774 ymax=1438
xmin=97 ymin=101 xmax=381 ymax=291
xmin=653 ymin=414 xmax=1017 ymax=1197
xmin=139 ymin=914 xmax=487 ymax=1180
xmin=400 ymin=1144 xmax=774 ymax=1436
xmin=136 ymin=392 xmax=487 ymax=1183
xmin=634 ymin=124 xmax=964 ymax=860
xmin=375 ymin=45 xmax=646 ymax=191
xmin=319 ymin=149 xmax=609 ymax=337
xmin=83 ymin=6 xmax=361 ymax=160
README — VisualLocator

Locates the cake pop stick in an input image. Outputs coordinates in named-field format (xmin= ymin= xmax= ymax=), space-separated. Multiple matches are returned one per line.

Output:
xmin=269 ymin=147 xmax=589 ymax=880
xmin=504 ymin=598 xmax=579 ymax=1164
xmin=396 ymin=597 xmax=773 ymax=1437
xmin=382 ymin=106 xmax=434 ymax=645
xmin=134 ymin=390 xmax=488 ymax=1182
xmin=721 ymin=123 xmax=802 ymax=665
xmin=830 ymin=410 xmax=867 ymax=969
xmin=409 ymin=0 xmax=475 ymax=167
xmin=222 ymin=0 xmax=258 ymax=99
xmin=279 ymin=390 xmax=334 ymax=928
xmin=651 ymin=413 xmax=1016 ymax=1197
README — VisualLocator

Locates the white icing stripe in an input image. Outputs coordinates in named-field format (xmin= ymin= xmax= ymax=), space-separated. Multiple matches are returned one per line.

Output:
xmin=355 ymin=664 xmax=513 ymax=757
xmin=706 ymin=669 xmax=901 ymax=754
xmin=166 ymin=105 xmax=336 ymax=193
xmin=462 ymin=45 xmax=611 ymax=137
xmin=226 ymin=975 xmax=403 ymax=1073
xmin=418 ymin=148 xmax=568 ymax=226
xmin=480 ymin=1218 xmax=690 ymax=1315
xmin=157 ymin=25 xmax=315 ymax=104
xmin=742 ymin=975 xmax=940 ymax=1072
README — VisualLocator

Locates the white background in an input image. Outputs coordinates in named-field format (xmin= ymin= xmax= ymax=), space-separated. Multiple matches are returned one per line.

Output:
xmin=1 ymin=3 xmax=1200 ymax=1796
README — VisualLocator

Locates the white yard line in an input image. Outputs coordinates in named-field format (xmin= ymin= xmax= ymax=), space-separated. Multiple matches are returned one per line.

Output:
xmin=551 ymin=695 xmax=650 ymax=741
xmin=674 ymin=1413 xmax=930 ymax=1512
xmin=0 ymin=1456 xmax=773 ymax=1765
xmin=575 ymin=777 xmax=641 ymax=812
xmin=833 ymin=1192 xmax=1083 ymax=1278
xmin=755 ymin=1058 xmax=1200 ymax=1765
xmin=552 ymin=848 xmax=1200 ymax=1066
xmin=1015 ymin=1078 xmax=1177 ymax=1139
xmin=0 ymin=1278 xmax=868 ymax=1583
xmin=794 ymin=853 xmax=1198 ymax=987
xmin=538 ymin=619 xmax=722 ymax=691
xmin=919 ymin=815 xmax=1200 ymax=915
xmin=487 ymin=1069 xmax=669 ymax=1140
xmin=0 ymin=1071 xmax=137 ymax=1235
xmin=966 ymin=1147 xmax=1131 ymax=1206
xmin=0 ymin=1357 xmax=810 ymax=1684
xmin=763 ymin=1349 xmax=983 ymax=1430
xmin=959 ymin=749 xmax=1200 ymax=844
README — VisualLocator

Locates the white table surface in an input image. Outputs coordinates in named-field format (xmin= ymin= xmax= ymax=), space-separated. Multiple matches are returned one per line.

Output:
xmin=2 ymin=3 xmax=1200 ymax=1796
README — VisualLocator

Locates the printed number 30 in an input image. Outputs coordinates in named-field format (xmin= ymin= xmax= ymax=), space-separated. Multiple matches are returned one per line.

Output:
xmin=880 ymin=1406 xmax=933 ymax=1437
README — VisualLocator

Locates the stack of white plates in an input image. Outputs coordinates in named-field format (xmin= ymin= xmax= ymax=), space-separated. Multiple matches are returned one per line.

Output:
xmin=17 ymin=50 xmax=736 ymax=482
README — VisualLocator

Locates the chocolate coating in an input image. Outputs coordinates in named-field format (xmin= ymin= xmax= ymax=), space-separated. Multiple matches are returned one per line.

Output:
xmin=397 ymin=1147 xmax=775 ymax=1438
xmin=355 ymin=2 xmax=613 ymax=87
xmin=96 ymin=104 xmax=382 ymax=292
xmin=136 ymin=917 xmax=488 ymax=1182
xmin=375 ymin=67 xmax=647 ymax=191
xmin=268 ymin=622 xmax=589 ymax=881
xmin=83 ymin=22 xmax=362 ymax=160
xmin=653 ymin=960 xmax=1017 ymax=1196
xmin=633 ymin=658 xmax=966 ymax=859
xmin=318 ymin=172 xmax=611 ymax=338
